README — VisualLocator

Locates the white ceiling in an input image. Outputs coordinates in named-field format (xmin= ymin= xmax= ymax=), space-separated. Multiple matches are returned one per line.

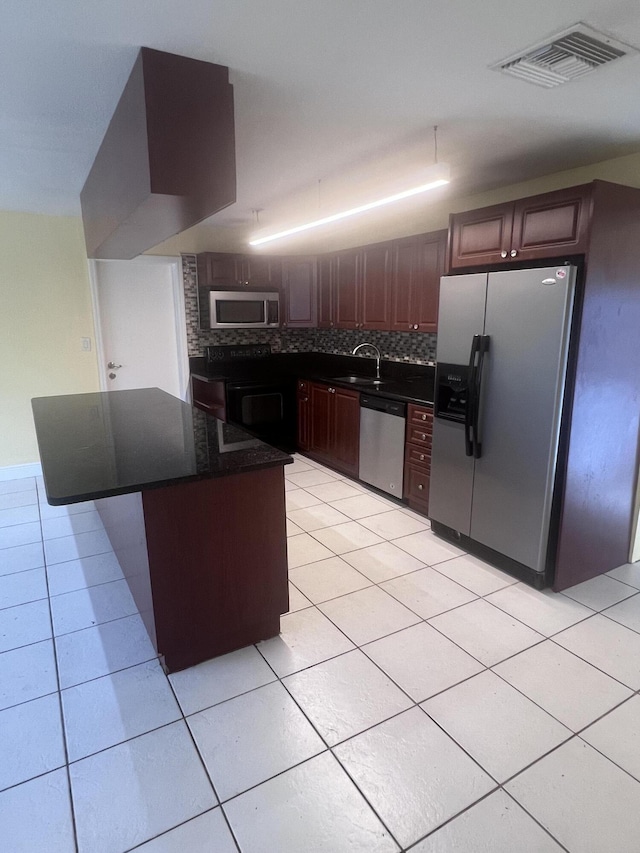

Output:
xmin=2 ymin=0 xmax=640 ymax=252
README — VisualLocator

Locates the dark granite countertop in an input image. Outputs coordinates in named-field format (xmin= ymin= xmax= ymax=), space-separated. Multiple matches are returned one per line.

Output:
xmin=32 ymin=388 xmax=292 ymax=505
xmin=190 ymin=351 xmax=434 ymax=406
xmin=300 ymin=373 xmax=434 ymax=406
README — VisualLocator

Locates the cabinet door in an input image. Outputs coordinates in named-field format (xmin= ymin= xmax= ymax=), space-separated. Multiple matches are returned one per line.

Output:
xmin=297 ymin=391 xmax=310 ymax=451
xmin=511 ymin=185 xmax=592 ymax=262
xmin=360 ymin=243 xmax=391 ymax=330
xmin=334 ymin=251 xmax=359 ymax=329
xmin=241 ymin=256 xmax=281 ymax=289
xmin=317 ymin=256 xmax=335 ymax=328
xmin=309 ymin=382 xmax=332 ymax=458
xmin=414 ymin=230 xmax=447 ymax=332
xmin=196 ymin=252 xmax=241 ymax=287
xmin=331 ymin=387 xmax=360 ymax=476
xmin=403 ymin=464 xmax=430 ymax=513
xmin=449 ymin=203 xmax=513 ymax=269
xmin=390 ymin=237 xmax=416 ymax=331
xmin=282 ymin=258 xmax=317 ymax=328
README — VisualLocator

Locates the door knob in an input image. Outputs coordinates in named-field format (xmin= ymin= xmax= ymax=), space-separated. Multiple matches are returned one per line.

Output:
xmin=107 ymin=362 xmax=122 ymax=369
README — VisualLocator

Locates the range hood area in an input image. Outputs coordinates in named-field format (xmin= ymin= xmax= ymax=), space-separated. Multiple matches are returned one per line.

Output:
xmin=80 ymin=47 xmax=236 ymax=260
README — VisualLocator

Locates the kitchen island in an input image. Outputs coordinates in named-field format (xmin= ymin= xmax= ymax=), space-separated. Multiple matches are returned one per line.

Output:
xmin=32 ymin=388 xmax=292 ymax=672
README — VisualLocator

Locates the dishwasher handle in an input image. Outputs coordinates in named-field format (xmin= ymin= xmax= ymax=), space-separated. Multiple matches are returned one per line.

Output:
xmin=360 ymin=396 xmax=407 ymax=418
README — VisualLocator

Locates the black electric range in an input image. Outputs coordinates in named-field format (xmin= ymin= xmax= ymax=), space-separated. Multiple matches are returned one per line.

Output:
xmin=203 ymin=345 xmax=297 ymax=451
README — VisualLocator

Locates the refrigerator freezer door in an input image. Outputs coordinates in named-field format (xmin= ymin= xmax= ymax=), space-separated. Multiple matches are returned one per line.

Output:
xmin=469 ymin=265 xmax=576 ymax=573
xmin=429 ymin=273 xmax=487 ymax=534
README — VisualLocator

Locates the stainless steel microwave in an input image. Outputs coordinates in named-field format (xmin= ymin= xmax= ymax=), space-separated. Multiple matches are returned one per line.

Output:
xmin=208 ymin=290 xmax=280 ymax=329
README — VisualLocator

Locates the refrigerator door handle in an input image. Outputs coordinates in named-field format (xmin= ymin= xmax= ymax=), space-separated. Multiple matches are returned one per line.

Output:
xmin=465 ymin=335 xmax=481 ymax=456
xmin=472 ymin=335 xmax=490 ymax=459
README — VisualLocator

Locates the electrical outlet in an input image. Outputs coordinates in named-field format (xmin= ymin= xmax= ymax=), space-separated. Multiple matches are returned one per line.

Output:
xmin=81 ymin=337 xmax=92 ymax=352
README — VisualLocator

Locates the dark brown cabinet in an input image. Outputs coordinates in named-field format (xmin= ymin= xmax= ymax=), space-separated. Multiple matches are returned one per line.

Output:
xmin=391 ymin=231 xmax=446 ymax=332
xmin=403 ymin=403 xmax=433 ymax=514
xmin=296 ymin=380 xmax=310 ymax=451
xmin=335 ymin=251 xmax=359 ymax=329
xmin=317 ymin=256 xmax=335 ymax=329
xmin=326 ymin=243 xmax=392 ymax=330
xmin=197 ymin=252 xmax=281 ymax=289
xmin=449 ymin=184 xmax=592 ymax=270
xmin=282 ymin=258 xmax=317 ymax=328
xmin=338 ymin=245 xmax=392 ymax=330
xmin=302 ymin=380 xmax=360 ymax=476
xmin=360 ymin=243 xmax=392 ymax=330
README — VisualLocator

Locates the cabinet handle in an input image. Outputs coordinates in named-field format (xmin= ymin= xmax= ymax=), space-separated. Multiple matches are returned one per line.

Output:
xmin=414 ymin=324 xmax=419 ymax=330
xmin=421 ymin=433 xmax=427 ymax=440
xmin=302 ymin=397 xmax=308 ymax=402
xmin=417 ymin=484 xmax=424 ymax=491
xmin=420 ymin=454 xmax=425 ymax=461
xmin=421 ymin=413 xmax=427 ymax=421
xmin=510 ymin=250 xmax=517 ymax=258
xmin=500 ymin=251 xmax=508 ymax=259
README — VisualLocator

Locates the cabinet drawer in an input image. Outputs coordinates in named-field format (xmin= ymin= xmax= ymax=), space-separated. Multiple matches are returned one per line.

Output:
xmin=408 ymin=404 xmax=433 ymax=427
xmin=408 ymin=425 xmax=432 ymax=447
xmin=405 ymin=445 xmax=431 ymax=470
xmin=191 ymin=376 xmax=227 ymax=420
xmin=403 ymin=464 xmax=430 ymax=512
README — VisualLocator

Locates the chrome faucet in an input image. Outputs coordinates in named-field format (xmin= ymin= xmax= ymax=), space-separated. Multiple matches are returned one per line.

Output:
xmin=352 ymin=342 xmax=382 ymax=379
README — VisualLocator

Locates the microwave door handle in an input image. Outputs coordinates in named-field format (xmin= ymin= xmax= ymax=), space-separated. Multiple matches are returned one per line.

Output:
xmin=465 ymin=335 xmax=481 ymax=457
xmin=472 ymin=335 xmax=490 ymax=459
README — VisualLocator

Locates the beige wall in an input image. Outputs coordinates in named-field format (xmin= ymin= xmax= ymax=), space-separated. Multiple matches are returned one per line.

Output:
xmin=0 ymin=212 xmax=99 ymax=467
xmin=149 ymin=149 xmax=640 ymax=256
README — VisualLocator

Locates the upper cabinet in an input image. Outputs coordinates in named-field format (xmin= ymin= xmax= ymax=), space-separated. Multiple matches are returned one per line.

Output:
xmin=197 ymin=252 xmax=281 ymax=290
xmin=334 ymin=250 xmax=360 ymax=328
xmin=449 ymin=185 xmax=593 ymax=270
xmin=327 ymin=242 xmax=393 ymax=331
xmin=360 ymin=243 xmax=393 ymax=330
xmin=282 ymin=257 xmax=317 ymax=328
xmin=317 ymin=256 xmax=335 ymax=329
xmin=391 ymin=231 xmax=446 ymax=333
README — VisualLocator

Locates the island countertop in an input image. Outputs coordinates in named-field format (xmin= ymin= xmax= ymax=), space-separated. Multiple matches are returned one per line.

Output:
xmin=32 ymin=387 xmax=292 ymax=505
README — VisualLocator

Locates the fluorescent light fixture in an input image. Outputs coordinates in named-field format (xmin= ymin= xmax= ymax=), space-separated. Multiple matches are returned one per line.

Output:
xmin=249 ymin=162 xmax=450 ymax=247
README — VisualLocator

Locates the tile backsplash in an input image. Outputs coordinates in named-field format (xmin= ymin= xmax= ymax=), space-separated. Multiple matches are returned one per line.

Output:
xmin=182 ymin=254 xmax=437 ymax=364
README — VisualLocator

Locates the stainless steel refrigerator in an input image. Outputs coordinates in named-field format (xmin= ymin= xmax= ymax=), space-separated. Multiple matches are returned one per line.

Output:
xmin=429 ymin=264 xmax=577 ymax=587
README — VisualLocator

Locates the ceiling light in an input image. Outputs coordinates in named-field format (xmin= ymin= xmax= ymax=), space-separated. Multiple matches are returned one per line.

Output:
xmin=248 ymin=161 xmax=450 ymax=247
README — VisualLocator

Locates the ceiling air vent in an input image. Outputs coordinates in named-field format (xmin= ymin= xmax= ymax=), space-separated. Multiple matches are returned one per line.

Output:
xmin=491 ymin=23 xmax=636 ymax=88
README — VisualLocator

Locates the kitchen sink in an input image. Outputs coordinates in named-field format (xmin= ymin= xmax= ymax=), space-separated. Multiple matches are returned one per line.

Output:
xmin=332 ymin=375 xmax=385 ymax=386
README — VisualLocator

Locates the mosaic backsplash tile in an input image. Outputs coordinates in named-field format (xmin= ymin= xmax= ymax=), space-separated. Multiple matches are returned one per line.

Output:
xmin=182 ymin=254 xmax=437 ymax=364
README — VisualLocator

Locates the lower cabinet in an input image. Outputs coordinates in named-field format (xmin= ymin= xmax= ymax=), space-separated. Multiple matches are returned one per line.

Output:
xmin=403 ymin=403 xmax=433 ymax=514
xmin=298 ymin=379 xmax=360 ymax=477
xmin=296 ymin=380 xmax=310 ymax=451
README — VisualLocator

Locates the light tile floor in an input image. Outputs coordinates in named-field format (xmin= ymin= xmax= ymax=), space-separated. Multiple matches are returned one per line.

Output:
xmin=2 ymin=459 xmax=640 ymax=851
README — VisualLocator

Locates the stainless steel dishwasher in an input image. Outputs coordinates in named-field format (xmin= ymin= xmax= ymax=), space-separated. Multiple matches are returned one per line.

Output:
xmin=359 ymin=395 xmax=407 ymax=497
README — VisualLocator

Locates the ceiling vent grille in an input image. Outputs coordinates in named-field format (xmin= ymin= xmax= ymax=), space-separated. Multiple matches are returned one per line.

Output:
xmin=491 ymin=23 xmax=636 ymax=88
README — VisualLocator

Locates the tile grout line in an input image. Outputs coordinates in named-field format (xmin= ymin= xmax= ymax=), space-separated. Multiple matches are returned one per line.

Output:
xmin=34 ymin=488 xmax=80 ymax=853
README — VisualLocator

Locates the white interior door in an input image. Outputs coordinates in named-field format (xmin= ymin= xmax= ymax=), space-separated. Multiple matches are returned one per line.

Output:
xmin=90 ymin=256 xmax=188 ymax=400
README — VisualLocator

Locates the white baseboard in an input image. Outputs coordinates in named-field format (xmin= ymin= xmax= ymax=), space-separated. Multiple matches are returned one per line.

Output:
xmin=0 ymin=462 xmax=43 ymax=481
